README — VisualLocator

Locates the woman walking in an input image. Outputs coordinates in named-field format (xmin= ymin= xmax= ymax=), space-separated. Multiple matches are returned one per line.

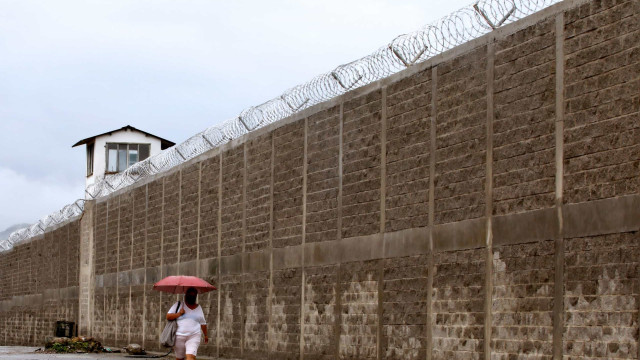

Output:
xmin=166 ymin=287 xmax=208 ymax=360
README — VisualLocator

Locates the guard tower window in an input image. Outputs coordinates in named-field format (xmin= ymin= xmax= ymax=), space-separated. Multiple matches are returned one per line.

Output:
xmin=106 ymin=143 xmax=150 ymax=173
xmin=86 ymin=142 xmax=94 ymax=176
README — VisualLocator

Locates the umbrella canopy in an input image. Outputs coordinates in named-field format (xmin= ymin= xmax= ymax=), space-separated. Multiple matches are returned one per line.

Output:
xmin=152 ymin=275 xmax=217 ymax=294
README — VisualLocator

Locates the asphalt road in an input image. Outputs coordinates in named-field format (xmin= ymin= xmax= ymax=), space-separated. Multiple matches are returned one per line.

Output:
xmin=0 ymin=347 xmax=172 ymax=360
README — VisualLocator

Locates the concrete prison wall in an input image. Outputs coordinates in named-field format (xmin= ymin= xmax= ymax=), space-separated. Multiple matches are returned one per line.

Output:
xmin=0 ymin=219 xmax=81 ymax=345
xmin=1 ymin=0 xmax=640 ymax=358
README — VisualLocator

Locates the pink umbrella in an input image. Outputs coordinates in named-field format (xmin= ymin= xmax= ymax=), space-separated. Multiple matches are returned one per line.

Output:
xmin=152 ymin=275 xmax=217 ymax=294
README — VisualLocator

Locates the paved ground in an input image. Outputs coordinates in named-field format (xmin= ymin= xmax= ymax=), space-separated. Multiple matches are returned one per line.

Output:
xmin=0 ymin=347 xmax=172 ymax=360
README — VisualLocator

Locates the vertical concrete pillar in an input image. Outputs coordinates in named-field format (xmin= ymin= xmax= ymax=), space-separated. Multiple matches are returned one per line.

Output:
xmin=240 ymin=144 xmax=247 ymax=357
xmin=115 ymin=196 xmax=121 ymax=345
xmin=128 ymin=195 xmax=134 ymax=345
xmin=66 ymin=224 xmax=71 ymax=291
xmin=267 ymin=134 xmax=275 ymax=356
xmin=216 ymin=153 xmax=223 ymax=359
xmin=426 ymin=66 xmax=438 ymax=360
xmin=196 ymin=163 xmax=202 ymax=275
xmin=101 ymin=201 xmax=108 ymax=341
xmin=552 ymin=13 xmax=565 ymax=360
xmin=142 ymin=184 xmax=148 ymax=347
xmin=158 ymin=178 xmax=166 ymax=346
xmin=337 ymin=103 xmax=344 ymax=243
xmin=177 ymin=169 xmax=182 ymax=269
xmin=300 ymin=117 xmax=309 ymax=360
xmin=334 ymin=103 xmax=344 ymax=359
xmin=484 ymin=40 xmax=496 ymax=360
xmin=78 ymin=200 xmax=95 ymax=335
xmin=377 ymin=87 xmax=387 ymax=360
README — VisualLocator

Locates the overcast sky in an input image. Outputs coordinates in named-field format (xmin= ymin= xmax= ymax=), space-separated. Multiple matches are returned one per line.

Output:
xmin=0 ymin=0 xmax=471 ymax=232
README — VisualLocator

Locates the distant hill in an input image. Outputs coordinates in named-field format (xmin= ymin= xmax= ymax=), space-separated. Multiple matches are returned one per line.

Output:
xmin=0 ymin=223 xmax=30 ymax=241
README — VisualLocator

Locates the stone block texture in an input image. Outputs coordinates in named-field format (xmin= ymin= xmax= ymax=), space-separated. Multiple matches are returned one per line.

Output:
xmin=55 ymin=226 xmax=68 ymax=288
xmin=198 ymin=287 xmax=218 ymax=357
xmin=106 ymin=196 xmax=119 ymax=274
xmin=306 ymin=106 xmax=341 ymax=243
xmin=94 ymin=201 xmax=108 ymax=276
xmin=563 ymin=0 xmax=640 ymax=203
xmin=129 ymin=284 xmax=145 ymax=345
xmin=342 ymin=91 xmax=382 ymax=238
xmin=303 ymin=265 xmax=339 ymax=360
xmin=0 ymin=222 xmax=80 ymax=346
xmin=143 ymin=288 xmax=162 ymax=351
xmin=385 ymin=70 xmax=431 ymax=232
xmin=68 ymin=221 xmax=80 ymax=287
xmin=32 ymin=237 xmax=45 ymax=294
xmin=221 ymin=147 xmax=245 ymax=256
xmin=115 ymin=284 xmax=130 ymax=346
xmin=104 ymin=288 xmax=117 ymax=345
xmin=162 ymin=171 xmax=180 ymax=265
xmin=219 ymin=274 xmax=243 ymax=358
xmin=243 ymin=270 xmax=269 ymax=359
xmin=180 ymin=163 xmax=200 ymax=263
xmin=93 ymin=286 xmax=106 ymax=345
xmin=382 ymin=255 xmax=429 ymax=360
xmin=271 ymin=268 xmax=301 ymax=360
xmin=146 ymin=179 xmax=163 ymax=269
xmin=273 ymin=120 xmax=305 ymax=248
xmin=45 ymin=230 xmax=59 ymax=290
xmin=245 ymin=134 xmax=272 ymax=253
xmin=564 ymin=232 xmax=640 ymax=359
xmin=492 ymin=241 xmax=555 ymax=360
xmin=118 ymin=191 xmax=133 ymax=273
xmin=435 ymin=47 xmax=487 ymax=224
xmin=493 ymin=19 xmax=556 ymax=215
xmin=132 ymin=186 xmax=147 ymax=269
xmin=0 ymin=254 xmax=8 ymax=301
xmin=22 ymin=240 xmax=36 ymax=294
xmin=433 ymin=248 xmax=485 ymax=360
xmin=199 ymin=155 xmax=220 ymax=259
xmin=339 ymin=260 xmax=380 ymax=360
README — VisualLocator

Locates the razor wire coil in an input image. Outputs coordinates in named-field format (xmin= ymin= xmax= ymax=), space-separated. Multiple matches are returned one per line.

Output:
xmin=0 ymin=0 xmax=559 ymax=251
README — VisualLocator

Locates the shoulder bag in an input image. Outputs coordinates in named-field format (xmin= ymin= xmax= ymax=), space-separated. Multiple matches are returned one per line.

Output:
xmin=160 ymin=301 xmax=181 ymax=347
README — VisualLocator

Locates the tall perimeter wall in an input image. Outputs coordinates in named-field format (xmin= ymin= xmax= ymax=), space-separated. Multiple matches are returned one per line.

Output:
xmin=0 ymin=219 xmax=81 ymax=346
xmin=1 ymin=0 xmax=640 ymax=358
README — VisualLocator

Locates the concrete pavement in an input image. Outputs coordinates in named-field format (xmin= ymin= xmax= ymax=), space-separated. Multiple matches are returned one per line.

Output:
xmin=0 ymin=347 xmax=171 ymax=360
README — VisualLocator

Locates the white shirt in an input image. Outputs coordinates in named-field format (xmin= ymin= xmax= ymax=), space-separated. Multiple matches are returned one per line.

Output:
xmin=168 ymin=302 xmax=207 ymax=336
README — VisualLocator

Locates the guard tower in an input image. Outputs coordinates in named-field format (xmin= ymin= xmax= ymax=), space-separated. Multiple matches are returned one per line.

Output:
xmin=72 ymin=125 xmax=174 ymax=189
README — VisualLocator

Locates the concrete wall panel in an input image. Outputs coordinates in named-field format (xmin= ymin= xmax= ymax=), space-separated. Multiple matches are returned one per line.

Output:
xmin=385 ymin=70 xmax=432 ymax=232
xmin=342 ymin=91 xmax=382 ymax=238
xmin=435 ymin=47 xmax=487 ymax=225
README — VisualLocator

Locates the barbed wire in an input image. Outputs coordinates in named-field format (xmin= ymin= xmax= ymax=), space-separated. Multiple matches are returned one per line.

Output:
xmin=0 ymin=199 xmax=85 ymax=251
xmin=0 ymin=0 xmax=560 ymax=252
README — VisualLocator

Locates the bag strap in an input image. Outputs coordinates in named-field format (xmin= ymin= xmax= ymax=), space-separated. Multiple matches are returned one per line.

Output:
xmin=175 ymin=301 xmax=181 ymax=314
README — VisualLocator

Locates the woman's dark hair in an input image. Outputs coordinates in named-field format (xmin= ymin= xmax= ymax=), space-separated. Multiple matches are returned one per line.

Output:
xmin=185 ymin=287 xmax=198 ymax=305
xmin=186 ymin=287 xmax=198 ymax=295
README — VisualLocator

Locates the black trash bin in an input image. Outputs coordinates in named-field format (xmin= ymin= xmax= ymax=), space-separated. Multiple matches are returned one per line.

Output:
xmin=55 ymin=321 xmax=75 ymax=338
